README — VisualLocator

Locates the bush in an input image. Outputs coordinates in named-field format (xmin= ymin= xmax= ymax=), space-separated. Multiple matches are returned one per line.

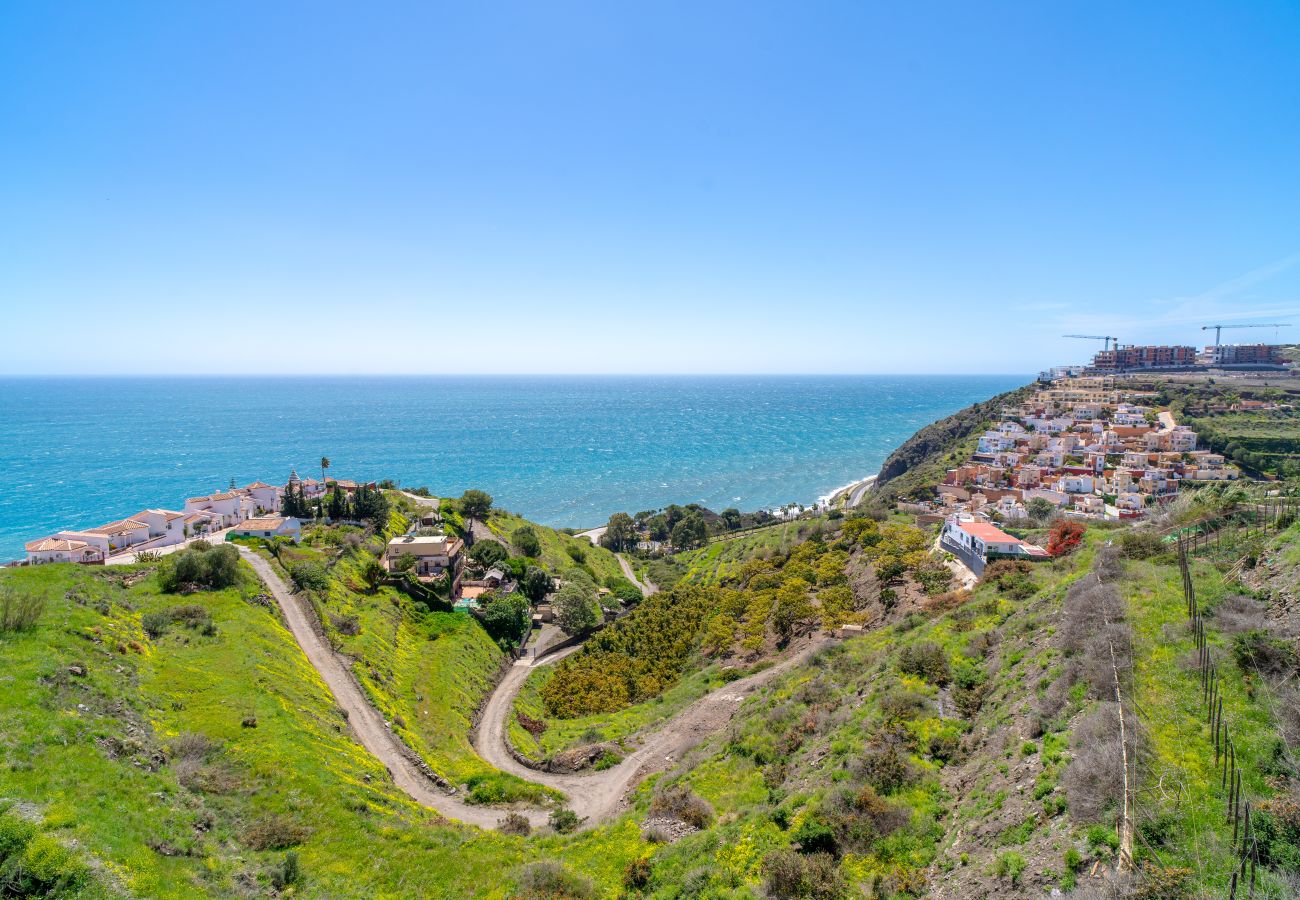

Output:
xmin=1086 ymin=824 xmax=1120 ymax=858
xmin=548 ymin=808 xmax=582 ymax=834
xmin=793 ymin=818 xmax=838 ymax=855
xmin=512 ymin=861 xmax=595 ymax=899
xmin=512 ymin=526 xmax=542 ymax=558
xmin=623 ymin=856 xmax=652 ymax=890
xmin=469 ymin=540 xmax=507 ymax=567
xmin=898 ymin=642 xmax=951 ymax=685
xmin=993 ymin=851 xmax=1026 ymax=883
xmin=496 ymin=813 xmax=531 ymax=836
xmin=1047 ymin=520 xmax=1086 ymax=557
xmin=142 ymin=605 xmax=215 ymax=640
xmin=241 ymin=813 xmax=311 ymax=851
xmin=288 ymin=561 xmax=330 ymax=592
xmin=762 ymin=850 xmax=846 ymax=899
xmin=270 ymin=851 xmax=301 ymax=890
xmin=648 ymin=783 xmax=714 ymax=829
xmin=0 ymin=587 xmax=45 ymax=633
xmin=856 ymin=737 xmax=917 ymax=795
xmin=159 ymin=543 xmax=240 ymax=592
xmin=1232 ymin=630 xmax=1299 ymax=677
xmin=1119 ymin=530 xmax=1165 ymax=560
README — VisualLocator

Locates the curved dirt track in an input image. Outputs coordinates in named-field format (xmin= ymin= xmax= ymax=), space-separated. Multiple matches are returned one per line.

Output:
xmin=618 ymin=553 xmax=658 ymax=595
xmin=473 ymin=638 xmax=827 ymax=828
xmin=239 ymin=549 xmax=529 ymax=828
xmin=243 ymin=546 xmax=822 ymax=831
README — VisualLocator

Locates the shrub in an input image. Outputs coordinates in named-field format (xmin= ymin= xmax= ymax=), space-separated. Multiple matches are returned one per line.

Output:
xmin=512 ymin=861 xmax=595 ymax=899
xmin=0 ymin=587 xmax=45 ymax=633
xmin=1064 ymin=704 xmax=1141 ymax=823
xmin=548 ymin=808 xmax=582 ymax=834
xmin=330 ymin=613 xmax=361 ymax=636
xmin=288 ymin=561 xmax=330 ymax=592
xmin=1087 ymin=824 xmax=1120 ymax=858
xmin=511 ymin=526 xmax=542 ymax=558
xmin=898 ymin=642 xmax=951 ymax=685
xmin=496 ymin=813 xmax=531 ymax=836
xmin=1232 ymin=630 xmax=1299 ymax=677
xmin=142 ymin=605 xmax=215 ymax=640
xmin=793 ymin=818 xmax=838 ymax=856
xmin=159 ymin=543 xmax=240 ymax=592
xmin=762 ymin=850 xmax=846 ymax=899
xmin=623 ymin=856 xmax=652 ymax=890
xmin=1119 ymin=530 xmax=1165 ymax=560
xmin=241 ymin=813 xmax=311 ymax=851
xmin=856 ymin=737 xmax=918 ymax=795
xmin=1047 ymin=520 xmax=1086 ymax=557
xmin=648 ymin=783 xmax=714 ymax=829
xmin=993 ymin=851 xmax=1026 ymax=883
xmin=270 ymin=851 xmax=301 ymax=890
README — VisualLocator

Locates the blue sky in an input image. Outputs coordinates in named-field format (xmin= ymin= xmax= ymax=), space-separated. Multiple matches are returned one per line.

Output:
xmin=2 ymin=1 xmax=1299 ymax=375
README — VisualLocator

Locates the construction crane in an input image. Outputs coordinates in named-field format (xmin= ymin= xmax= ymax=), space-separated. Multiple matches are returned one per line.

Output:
xmin=1201 ymin=323 xmax=1291 ymax=346
xmin=1063 ymin=334 xmax=1118 ymax=352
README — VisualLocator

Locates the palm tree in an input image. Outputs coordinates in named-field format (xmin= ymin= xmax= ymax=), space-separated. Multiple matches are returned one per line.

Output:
xmin=320 ymin=456 xmax=331 ymax=486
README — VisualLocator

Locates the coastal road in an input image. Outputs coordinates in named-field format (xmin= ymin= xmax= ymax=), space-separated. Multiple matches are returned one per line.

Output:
xmin=237 ymin=548 xmax=536 ymax=829
xmin=576 ymin=526 xmax=606 ymax=545
xmin=845 ymin=475 xmax=878 ymax=508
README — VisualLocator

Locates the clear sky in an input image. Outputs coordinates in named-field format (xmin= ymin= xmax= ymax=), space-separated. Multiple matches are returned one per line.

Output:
xmin=2 ymin=1 xmax=1299 ymax=375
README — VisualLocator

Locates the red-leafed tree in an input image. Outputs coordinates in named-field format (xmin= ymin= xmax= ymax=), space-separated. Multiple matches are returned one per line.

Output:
xmin=1047 ymin=520 xmax=1086 ymax=557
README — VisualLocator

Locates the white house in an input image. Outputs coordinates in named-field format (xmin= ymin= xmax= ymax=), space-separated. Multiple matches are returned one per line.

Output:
xmin=130 ymin=509 xmax=190 ymax=547
xmin=383 ymin=534 xmax=463 ymax=577
xmin=24 ymin=537 xmax=106 ymax=565
xmin=1058 ymin=474 xmax=1095 ymax=494
xmin=86 ymin=517 xmax=151 ymax=551
xmin=240 ymin=482 xmax=282 ymax=514
xmin=184 ymin=491 xmax=256 ymax=527
xmin=942 ymin=514 xmax=1048 ymax=562
xmin=229 ymin=516 xmax=301 ymax=542
xmin=977 ymin=431 xmax=1017 ymax=455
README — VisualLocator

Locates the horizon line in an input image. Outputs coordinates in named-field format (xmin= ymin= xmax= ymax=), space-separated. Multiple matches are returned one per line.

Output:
xmin=0 ymin=371 xmax=1037 ymax=379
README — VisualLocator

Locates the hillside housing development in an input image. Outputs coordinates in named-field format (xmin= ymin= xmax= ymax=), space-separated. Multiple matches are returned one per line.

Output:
xmin=916 ymin=375 xmax=1239 ymax=543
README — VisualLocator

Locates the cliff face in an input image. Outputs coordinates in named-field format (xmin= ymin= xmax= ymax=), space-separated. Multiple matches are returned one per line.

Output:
xmin=873 ymin=382 xmax=1034 ymax=500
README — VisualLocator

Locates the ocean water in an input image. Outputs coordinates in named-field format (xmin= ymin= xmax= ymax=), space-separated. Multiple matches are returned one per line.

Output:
xmin=0 ymin=375 xmax=1026 ymax=560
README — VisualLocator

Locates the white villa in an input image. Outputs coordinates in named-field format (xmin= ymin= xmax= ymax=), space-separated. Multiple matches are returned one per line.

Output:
xmin=23 ymin=537 xmax=106 ymax=565
xmin=229 ymin=516 xmax=302 ymax=542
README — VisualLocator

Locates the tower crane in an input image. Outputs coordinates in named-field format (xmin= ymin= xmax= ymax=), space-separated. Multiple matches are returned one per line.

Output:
xmin=1062 ymin=334 xmax=1118 ymax=352
xmin=1201 ymin=323 xmax=1290 ymax=346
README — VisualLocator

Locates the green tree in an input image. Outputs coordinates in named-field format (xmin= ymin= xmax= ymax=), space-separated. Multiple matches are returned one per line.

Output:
xmin=521 ymin=566 xmax=554 ymax=603
xmin=670 ymin=513 xmax=708 ymax=550
xmin=480 ymin=593 xmax=531 ymax=647
xmin=460 ymin=489 xmax=494 ymax=521
xmin=600 ymin=512 xmax=638 ymax=553
xmin=469 ymin=541 xmax=507 ymax=567
xmin=720 ymin=507 xmax=742 ymax=531
xmin=360 ymin=557 xmax=385 ymax=592
xmin=1027 ymin=497 xmax=1056 ymax=522
xmin=772 ymin=578 xmax=814 ymax=644
xmin=512 ymin=525 xmax=542 ymax=558
xmin=320 ymin=456 xmax=330 ymax=485
xmin=553 ymin=583 xmax=601 ymax=636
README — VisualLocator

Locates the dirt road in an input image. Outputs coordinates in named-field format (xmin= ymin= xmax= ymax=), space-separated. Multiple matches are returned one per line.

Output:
xmin=618 ymin=553 xmax=657 ymax=595
xmin=473 ymin=637 xmax=828 ymax=828
xmin=238 ymin=548 xmax=540 ymax=828
xmin=243 ymin=543 xmax=824 ymax=831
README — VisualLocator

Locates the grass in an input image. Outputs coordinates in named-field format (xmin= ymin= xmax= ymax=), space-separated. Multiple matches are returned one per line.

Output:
xmin=0 ymin=562 xmax=657 ymax=896
xmin=485 ymin=509 xmax=626 ymax=585
xmin=1122 ymin=550 xmax=1293 ymax=896
xmin=675 ymin=521 xmax=814 ymax=584
xmin=508 ymin=660 xmax=730 ymax=758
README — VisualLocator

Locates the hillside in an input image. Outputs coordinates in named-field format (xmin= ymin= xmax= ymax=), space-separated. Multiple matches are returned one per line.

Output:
xmin=4 ymin=458 xmax=1300 ymax=897
xmin=871 ymin=382 xmax=1036 ymax=502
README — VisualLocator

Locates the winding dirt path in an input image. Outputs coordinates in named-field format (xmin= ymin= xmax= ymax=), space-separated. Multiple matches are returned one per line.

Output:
xmin=238 ymin=548 xmax=529 ymax=828
xmin=473 ymin=637 xmax=828 ymax=828
xmin=618 ymin=553 xmax=658 ymax=596
xmin=242 ymin=544 xmax=822 ymax=831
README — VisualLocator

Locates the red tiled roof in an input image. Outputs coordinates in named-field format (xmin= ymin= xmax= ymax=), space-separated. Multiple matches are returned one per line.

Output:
xmin=957 ymin=521 xmax=1023 ymax=544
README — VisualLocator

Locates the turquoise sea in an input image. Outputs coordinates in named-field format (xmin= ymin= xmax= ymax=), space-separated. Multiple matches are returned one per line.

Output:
xmin=0 ymin=375 xmax=1026 ymax=560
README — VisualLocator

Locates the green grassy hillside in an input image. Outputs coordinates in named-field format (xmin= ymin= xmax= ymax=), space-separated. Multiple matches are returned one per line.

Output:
xmin=0 ymin=561 xmax=659 ymax=897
